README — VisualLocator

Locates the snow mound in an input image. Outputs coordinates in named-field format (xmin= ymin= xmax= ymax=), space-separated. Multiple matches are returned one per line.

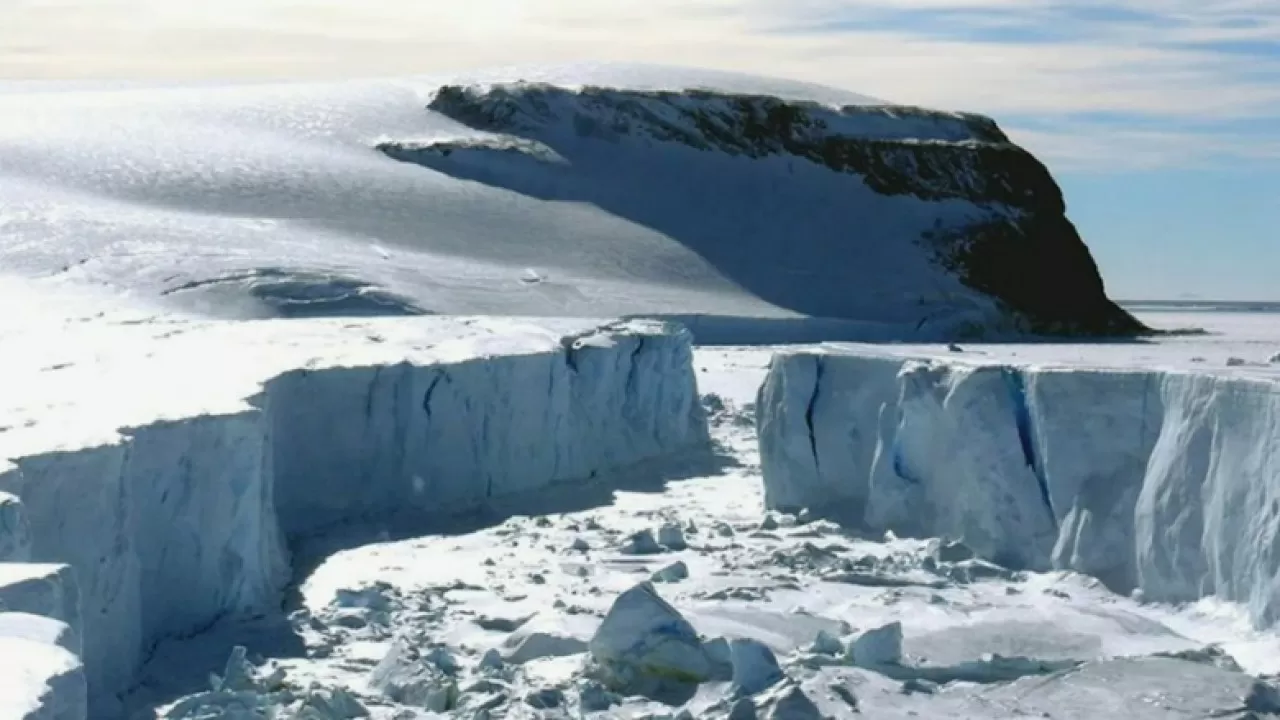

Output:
xmin=0 ymin=316 xmax=706 ymax=717
xmin=759 ymin=347 xmax=1280 ymax=627
xmin=0 ymin=64 xmax=1135 ymax=340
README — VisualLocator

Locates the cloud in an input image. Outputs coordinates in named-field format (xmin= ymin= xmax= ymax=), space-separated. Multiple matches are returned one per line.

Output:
xmin=0 ymin=0 xmax=1276 ymax=168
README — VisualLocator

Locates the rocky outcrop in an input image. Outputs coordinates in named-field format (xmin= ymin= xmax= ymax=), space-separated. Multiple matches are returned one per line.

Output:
xmin=415 ymin=83 xmax=1143 ymax=337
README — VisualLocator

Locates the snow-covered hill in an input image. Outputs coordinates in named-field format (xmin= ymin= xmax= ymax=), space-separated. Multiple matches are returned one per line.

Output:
xmin=0 ymin=63 xmax=1139 ymax=340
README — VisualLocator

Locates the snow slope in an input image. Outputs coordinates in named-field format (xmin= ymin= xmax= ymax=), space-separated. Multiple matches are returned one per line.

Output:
xmin=0 ymin=311 xmax=705 ymax=716
xmin=0 ymin=63 xmax=1137 ymax=340
xmin=758 ymin=338 xmax=1280 ymax=629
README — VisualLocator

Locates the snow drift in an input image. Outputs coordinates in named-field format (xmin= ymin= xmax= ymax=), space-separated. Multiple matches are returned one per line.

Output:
xmin=0 ymin=64 xmax=1139 ymax=340
xmin=0 ymin=317 xmax=706 ymax=717
xmin=758 ymin=348 xmax=1280 ymax=627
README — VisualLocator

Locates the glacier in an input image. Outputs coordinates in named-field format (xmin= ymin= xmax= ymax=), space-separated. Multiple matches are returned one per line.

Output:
xmin=758 ymin=347 xmax=1280 ymax=628
xmin=0 ymin=316 xmax=707 ymax=718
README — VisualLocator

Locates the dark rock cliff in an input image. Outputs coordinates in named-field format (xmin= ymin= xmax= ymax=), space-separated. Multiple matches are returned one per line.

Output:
xmin=415 ymin=83 xmax=1145 ymax=337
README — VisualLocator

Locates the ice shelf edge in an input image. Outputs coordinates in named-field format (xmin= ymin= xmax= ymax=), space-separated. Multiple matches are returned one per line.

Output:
xmin=758 ymin=349 xmax=1280 ymax=628
xmin=0 ymin=319 xmax=708 ymax=719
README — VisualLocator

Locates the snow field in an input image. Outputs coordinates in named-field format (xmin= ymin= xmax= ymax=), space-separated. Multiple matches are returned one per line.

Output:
xmin=0 ymin=317 xmax=706 ymax=718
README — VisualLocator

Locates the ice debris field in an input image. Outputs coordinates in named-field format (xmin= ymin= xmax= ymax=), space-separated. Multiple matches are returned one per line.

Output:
xmin=0 ymin=65 xmax=1279 ymax=720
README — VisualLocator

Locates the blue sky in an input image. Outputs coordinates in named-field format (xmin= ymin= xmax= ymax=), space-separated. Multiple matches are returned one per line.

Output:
xmin=3 ymin=0 xmax=1277 ymax=299
xmin=769 ymin=2 xmax=1280 ymax=300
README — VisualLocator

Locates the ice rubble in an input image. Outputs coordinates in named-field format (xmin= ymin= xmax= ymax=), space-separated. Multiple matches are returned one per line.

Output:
xmin=0 ymin=316 xmax=707 ymax=718
xmin=758 ymin=347 xmax=1280 ymax=627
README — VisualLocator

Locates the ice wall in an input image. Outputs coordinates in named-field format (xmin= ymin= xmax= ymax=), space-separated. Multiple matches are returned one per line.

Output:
xmin=758 ymin=349 xmax=1280 ymax=627
xmin=0 ymin=318 xmax=706 ymax=718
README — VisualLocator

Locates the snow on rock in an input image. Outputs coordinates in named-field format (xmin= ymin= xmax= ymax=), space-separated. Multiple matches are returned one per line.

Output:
xmin=587 ymin=582 xmax=713 ymax=700
xmin=368 ymin=638 xmax=460 ymax=712
xmin=0 ymin=614 xmax=78 ymax=655
xmin=0 ymin=564 xmax=81 ymax=654
xmin=164 ymin=645 xmax=368 ymax=720
xmin=0 ymin=637 xmax=86 ymax=720
xmin=809 ymin=630 xmax=844 ymax=657
xmin=652 ymin=561 xmax=690 ymax=584
xmin=1246 ymin=679 xmax=1280 ymax=714
xmin=759 ymin=346 xmax=1280 ymax=627
xmin=0 ymin=316 xmax=706 ymax=716
xmin=0 ymin=493 xmax=31 ymax=563
xmin=760 ymin=683 xmax=825 ymax=720
xmin=402 ymin=81 xmax=1141 ymax=338
xmin=657 ymin=523 xmax=688 ymax=551
xmin=728 ymin=638 xmax=785 ymax=697
xmin=500 ymin=623 xmax=590 ymax=665
xmin=621 ymin=529 xmax=665 ymax=556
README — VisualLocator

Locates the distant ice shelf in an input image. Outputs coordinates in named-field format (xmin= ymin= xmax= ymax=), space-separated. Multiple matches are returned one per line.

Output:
xmin=758 ymin=347 xmax=1280 ymax=629
xmin=0 ymin=316 xmax=707 ymax=719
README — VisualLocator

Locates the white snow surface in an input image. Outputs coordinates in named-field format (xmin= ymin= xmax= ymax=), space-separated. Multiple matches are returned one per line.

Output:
xmin=3 ymin=307 xmax=1280 ymax=719
xmin=0 ymin=635 xmax=85 ymax=720
xmin=759 ymin=311 xmax=1280 ymax=631
xmin=0 ymin=309 xmax=705 ymax=716
xmin=0 ymin=63 xmax=1016 ymax=340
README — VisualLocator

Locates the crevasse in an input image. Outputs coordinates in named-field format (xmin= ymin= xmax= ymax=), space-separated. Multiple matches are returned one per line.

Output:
xmin=758 ymin=349 xmax=1280 ymax=627
xmin=0 ymin=319 xmax=707 ymax=718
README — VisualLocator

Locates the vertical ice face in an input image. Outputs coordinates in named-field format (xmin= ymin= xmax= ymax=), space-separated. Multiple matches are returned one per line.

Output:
xmin=1135 ymin=374 xmax=1280 ymax=624
xmin=864 ymin=363 xmax=1058 ymax=570
xmin=0 ymin=319 xmax=707 ymax=716
xmin=266 ymin=330 xmax=704 ymax=539
xmin=758 ymin=349 xmax=1280 ymax=627
xmin=0 ymin=493 xmax=31 ymax=563
xmin=1025 ymin=370 xmax=1160 ymax=593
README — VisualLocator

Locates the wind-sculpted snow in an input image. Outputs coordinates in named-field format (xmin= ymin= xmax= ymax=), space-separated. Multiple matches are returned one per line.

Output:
xmin=0 ymin=316 xmax=706 ymax=717
xmin=759 ymin=348 xmax=1280 ymax=627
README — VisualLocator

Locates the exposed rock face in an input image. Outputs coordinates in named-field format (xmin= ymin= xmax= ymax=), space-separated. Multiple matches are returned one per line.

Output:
xmin=413 ymin=83 xmax=1143 ymax=337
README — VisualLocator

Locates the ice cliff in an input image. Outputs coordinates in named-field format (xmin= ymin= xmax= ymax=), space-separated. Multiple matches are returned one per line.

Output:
xmin=758 ymin=348 xmax=1280 ymax=627
xmin=0 ymin=317 xmax=707 ymax=718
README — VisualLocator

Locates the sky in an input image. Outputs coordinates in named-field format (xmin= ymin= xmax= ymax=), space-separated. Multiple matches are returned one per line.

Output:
xmin=2 ymin=1 xmax=1276 ymax=300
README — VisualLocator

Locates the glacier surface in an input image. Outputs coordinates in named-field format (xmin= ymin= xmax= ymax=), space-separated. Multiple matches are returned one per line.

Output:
xmin=758 ymin=347 xmax=1280 ymax=628
xmin=0 ymin=316 xmax=706 ymax=717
